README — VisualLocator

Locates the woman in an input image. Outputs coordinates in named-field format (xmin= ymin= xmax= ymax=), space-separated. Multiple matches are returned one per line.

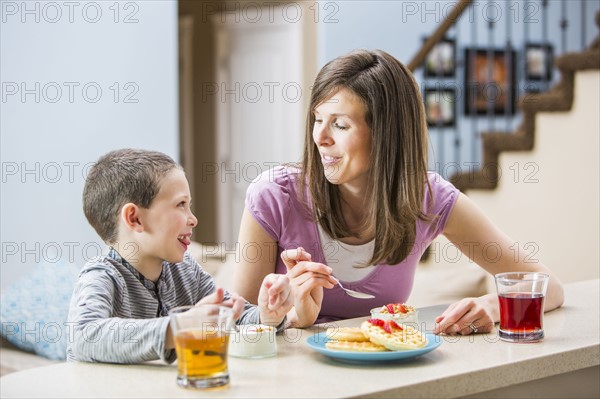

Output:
xmin=233 ymin=49 xmax=564 ymax=333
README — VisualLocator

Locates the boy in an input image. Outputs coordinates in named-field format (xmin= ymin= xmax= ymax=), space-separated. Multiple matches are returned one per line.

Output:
xmin=67 ymin=149 xmax=293 ymax=363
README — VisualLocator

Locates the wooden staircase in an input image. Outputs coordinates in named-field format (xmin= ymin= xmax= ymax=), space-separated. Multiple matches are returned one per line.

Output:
xmin=412 ymin=5 xmax=600 ymax=271
xmin=449 ymin=11 xmax=600 ymax=191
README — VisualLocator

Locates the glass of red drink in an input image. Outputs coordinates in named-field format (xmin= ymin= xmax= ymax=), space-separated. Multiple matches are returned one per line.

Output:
xmin=495 ymin=272 xmax=549 ymax=342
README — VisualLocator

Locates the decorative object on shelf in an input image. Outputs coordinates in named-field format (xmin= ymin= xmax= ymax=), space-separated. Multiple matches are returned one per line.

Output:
xmin=525 ymin=43 xmax=554 ymax=81
xmin=464 ymin=47 xmax=517 ymax=115
xmin=424 ymin=38 xmax=456 ymax=78
xmin=423 ymin=86 xmax=457 ymax=128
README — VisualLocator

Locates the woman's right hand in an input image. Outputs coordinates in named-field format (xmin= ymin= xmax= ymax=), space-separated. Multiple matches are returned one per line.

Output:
xmin=280 ymin=247 xmax=336 ymax=327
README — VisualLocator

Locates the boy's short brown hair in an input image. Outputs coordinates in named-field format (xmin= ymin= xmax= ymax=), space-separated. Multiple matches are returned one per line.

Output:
xmin=83 ymin=148 xmax=180 ymax=244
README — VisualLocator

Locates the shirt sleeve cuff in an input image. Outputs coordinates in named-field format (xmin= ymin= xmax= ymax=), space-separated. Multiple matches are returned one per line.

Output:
xmin=157 ymin=316 xmax=177 ymax=364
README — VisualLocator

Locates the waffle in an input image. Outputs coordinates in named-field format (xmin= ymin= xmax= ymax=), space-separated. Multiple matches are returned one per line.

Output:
xmin=325 ymin=327 xmax=369 ymax=342
xmin=325 ymin=340 xmax=387 ymax=352
xmin=361 ymin=319 xmax=427 ymax=350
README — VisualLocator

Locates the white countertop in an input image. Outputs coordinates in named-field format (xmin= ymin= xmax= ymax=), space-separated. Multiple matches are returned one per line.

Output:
xmin=1 ymin=279 xmax=599 ymax=398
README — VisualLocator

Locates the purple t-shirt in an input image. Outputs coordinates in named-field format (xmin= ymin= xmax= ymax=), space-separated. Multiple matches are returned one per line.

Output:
xmin=245 ymin=166 xmax=459 ymax=323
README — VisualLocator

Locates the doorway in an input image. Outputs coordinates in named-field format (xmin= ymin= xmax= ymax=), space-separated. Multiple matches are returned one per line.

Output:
xmin=179 ymin=1 xmax=317 ymax=247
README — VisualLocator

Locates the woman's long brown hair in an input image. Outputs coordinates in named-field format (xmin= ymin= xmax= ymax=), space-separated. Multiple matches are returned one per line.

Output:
xmin=299 ymin=49 xmax=431 ymax=266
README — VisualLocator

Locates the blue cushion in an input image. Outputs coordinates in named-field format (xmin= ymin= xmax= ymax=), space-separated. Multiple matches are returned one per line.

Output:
xmin=1 ymin=260 xmax=80 ymax=360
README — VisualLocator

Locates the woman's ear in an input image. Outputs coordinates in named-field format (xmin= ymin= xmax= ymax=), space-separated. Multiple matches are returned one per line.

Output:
xmin=121 ymin=203 xmax=144 ymax=232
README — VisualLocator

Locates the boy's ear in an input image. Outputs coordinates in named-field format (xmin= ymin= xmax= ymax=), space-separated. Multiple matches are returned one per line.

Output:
xmin=121 ymin=203 xmax=144 ymax=232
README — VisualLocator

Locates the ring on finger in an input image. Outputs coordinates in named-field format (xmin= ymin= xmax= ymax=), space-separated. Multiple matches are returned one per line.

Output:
xmin=468 ymin=323 xmax=478 ymax=334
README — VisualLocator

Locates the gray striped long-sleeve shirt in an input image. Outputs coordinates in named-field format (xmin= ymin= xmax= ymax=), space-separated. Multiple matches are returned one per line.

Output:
xmin=66 ymin=249 xmax=262 ymax=364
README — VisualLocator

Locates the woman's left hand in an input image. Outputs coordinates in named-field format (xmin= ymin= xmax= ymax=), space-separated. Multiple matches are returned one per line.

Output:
xmin=433 ymin=294 xmax=498 ymax=335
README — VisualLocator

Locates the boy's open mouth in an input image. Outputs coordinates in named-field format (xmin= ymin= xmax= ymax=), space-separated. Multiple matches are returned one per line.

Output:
xmin=177 ymin=235 xmax=191 ymax=246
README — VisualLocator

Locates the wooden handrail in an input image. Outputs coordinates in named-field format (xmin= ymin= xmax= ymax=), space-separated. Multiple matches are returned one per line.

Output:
xmin=408 ymin=0 xmax=473 ymax=72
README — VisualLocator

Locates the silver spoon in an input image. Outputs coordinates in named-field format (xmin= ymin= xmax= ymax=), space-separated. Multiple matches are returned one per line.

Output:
xmin=331 ymin=276 xmax=375 ymax=299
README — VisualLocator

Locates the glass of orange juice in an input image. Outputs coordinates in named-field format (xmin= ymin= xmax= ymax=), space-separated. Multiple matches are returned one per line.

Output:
xmin=169 ymin=305 xmax=235 ymax=389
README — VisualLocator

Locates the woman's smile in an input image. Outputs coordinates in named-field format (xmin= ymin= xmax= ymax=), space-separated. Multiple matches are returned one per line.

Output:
xmin=321 ymin=153 xmax=342 ymax=166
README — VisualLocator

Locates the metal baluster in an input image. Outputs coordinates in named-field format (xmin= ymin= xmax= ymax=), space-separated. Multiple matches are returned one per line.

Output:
xmin=542 ymin=0 xmax=549 ymax=90
xmin=524 ymin=0 xmax=529 ymax=94
xmin=422 ymin=46 xmax=430 ymax=173
xmin=439 ymin=91 xmax=446 ymax=178
xmin=454 ymin=25 xmax=461 ymax=169
xmin=421 ymin=41 xmax=436 ymax=174
xmin=542 ymin=0 xmax=548 ymax=43
xmin=435 ymin=38 xmax=444 ymax=178
xmin=487 ymin=6 xmax=495 ymax=133
xmin=424 ymin=37 xmax=441 ymax=177
xmin=560 ymin=0 xmax=568 ymax=54
xmin=505 ymin=0 xmax=513 ymax=132
xmin=470 ymin=3 xmax=478 ymax=167
xmin=581 ymin=0 xmax=586 ymax=50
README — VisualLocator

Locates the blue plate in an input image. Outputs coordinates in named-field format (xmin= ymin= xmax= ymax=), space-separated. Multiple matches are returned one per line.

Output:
xmin=306 ymin=332 xmax=442 ymax=362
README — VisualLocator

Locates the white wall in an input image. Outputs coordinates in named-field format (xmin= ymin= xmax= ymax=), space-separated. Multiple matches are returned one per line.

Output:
xmin=0 ymin=0 xmax=179 ymax=289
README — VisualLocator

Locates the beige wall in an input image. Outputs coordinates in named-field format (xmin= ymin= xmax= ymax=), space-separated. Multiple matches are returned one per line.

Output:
xmin=412 ymin=70 xmax=599 ymax=306
xmin=468 ymin=71 xmax=600 ymax=284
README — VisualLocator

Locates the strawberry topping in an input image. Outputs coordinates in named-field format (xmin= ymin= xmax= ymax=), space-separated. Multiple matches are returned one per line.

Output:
xmin=389 ymin=320 xmax=403 ymax=330
xmin=382 ymin=321 xmax=393 ymax=334
xmin=382 ymin=320 xmax=403 ymax=334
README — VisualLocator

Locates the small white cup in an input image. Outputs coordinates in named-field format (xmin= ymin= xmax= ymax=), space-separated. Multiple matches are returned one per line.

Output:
xmin=228 ymin=324 xmax=277 ymax=359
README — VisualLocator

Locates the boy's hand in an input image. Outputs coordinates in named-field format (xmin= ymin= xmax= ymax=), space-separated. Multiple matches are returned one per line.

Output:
xmin=257 ymin=274 xmax=293 ymax=326
xmin=197 ymin=287 xmax=245 ymax=321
